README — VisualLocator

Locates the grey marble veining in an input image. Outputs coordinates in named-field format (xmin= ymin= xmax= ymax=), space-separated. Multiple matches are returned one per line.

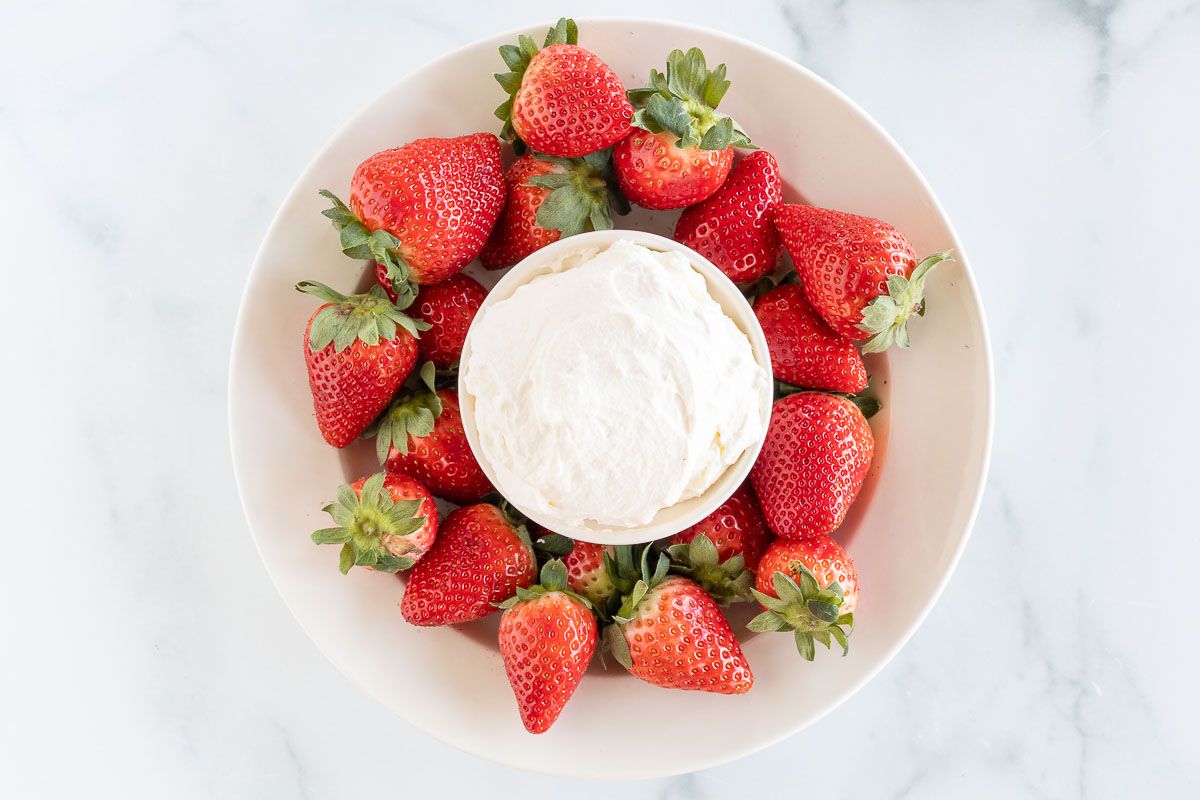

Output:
xmin=2 ymin=0 xmax=1197 ymax=797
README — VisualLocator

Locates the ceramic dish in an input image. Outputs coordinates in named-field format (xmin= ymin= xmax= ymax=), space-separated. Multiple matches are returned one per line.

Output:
xmin=229 ymin=17 xmax=993 ymax=779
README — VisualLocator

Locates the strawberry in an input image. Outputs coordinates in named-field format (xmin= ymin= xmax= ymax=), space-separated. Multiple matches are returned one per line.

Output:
xmin=480 ymin=150 xmax=626 ymax=270
xmin=754 ymin=283 xmax=868 ymax=393
xmin=319 ymin=134 xmax=505 ymax=303
xmin=497 ymin=559 xmax=597 ymax=733
xmin=561 ymin=540 xmax=616 ymax=608
xmin=494 ymin=18 xmax=633 ymax=158
xmin=298 ymin=281 xmax=425 ymax=448
xmin=401 ymin=503 xmax=536 ymax=626
xmin=749 ymin=536 xmax=857 ymax=660
xmin=669 ymin=483 xmax=772 ymax=571
xmin=751 ymin=392 xmax=874 ymax=539
xmin=674 ymin=150 xmax=782 ymax=283
xmin=772 ymin=204 xmax=953 ymax=352
xmin=411 ymin=274 xmax=487 ymax=369
xmin=615 ymin=48 xmax=753 ymax=210
xmin=371 ymin=364 xmax=492 ymax=505
xmin=604 ymin=551 xmax=753 ymax=694
xmin=311 ymin=472 xmax=438 ymax=574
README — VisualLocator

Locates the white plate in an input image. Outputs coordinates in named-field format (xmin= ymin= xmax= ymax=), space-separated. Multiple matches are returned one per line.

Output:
xmin=229 ymin=18 xmax=993 ymax=779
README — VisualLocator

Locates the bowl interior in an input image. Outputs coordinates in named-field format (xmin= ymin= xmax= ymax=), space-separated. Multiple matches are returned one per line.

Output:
xmin=229 ymin=18 xmax=991 ymax=779
xmin=457 ymin=229 xmax=774 ymax=544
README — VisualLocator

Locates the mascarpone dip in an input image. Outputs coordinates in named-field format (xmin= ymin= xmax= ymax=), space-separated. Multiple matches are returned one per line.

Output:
xmin=462 ymin=239 xmax=768 ymax=531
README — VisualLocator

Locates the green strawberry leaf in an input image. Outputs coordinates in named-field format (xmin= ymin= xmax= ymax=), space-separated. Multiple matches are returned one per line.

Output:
xmin=859 ymin=250 xmax=954 ymax=353
xmin=627 ymin=47 xmax=754 ymax=150
xmin=317 ymin=472 xmax=428 ymax=576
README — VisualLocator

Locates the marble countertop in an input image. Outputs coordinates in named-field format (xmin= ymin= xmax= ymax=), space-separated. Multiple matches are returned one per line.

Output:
xmin=3 ymin=0 xmax=1197 ymax=796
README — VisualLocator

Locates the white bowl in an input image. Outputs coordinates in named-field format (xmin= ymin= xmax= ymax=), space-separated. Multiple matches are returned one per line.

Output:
xmin=457 ymin=230 xmax=773 ymax=544
xmin=229 ymin=18 xmax=993 ymax=779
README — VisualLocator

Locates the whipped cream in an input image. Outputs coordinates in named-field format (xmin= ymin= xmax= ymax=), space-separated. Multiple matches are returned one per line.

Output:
xmin=462 ymin=239 xmax=769 ymax=532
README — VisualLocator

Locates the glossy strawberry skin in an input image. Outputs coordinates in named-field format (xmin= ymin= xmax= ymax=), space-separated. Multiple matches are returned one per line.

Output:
xmin=619 ymin=576 xmax=752 ymax=694
xmin=562 ymin=541 xmax=615 ymax=607
xmin=480 ymin=155 xmax=563 ymax=270
xmin=754 ymin=284 xmax=869 ymax=393
xmin=386 ymin=389 xmax=492 ymax=505
xmin=411 ymin=275 xmax=487 ymax=369
xmin=401 ymin=504 xmax=536 ymax=626
xmin=499 ymin=592 xmax=596 ymax=733
xmin=512 ymin=44 xmax=634 ymax=158
xmin=350 ymin=473 xmax=438 ymax=562
xmin=303 ymin=308 xmax=417 ymax=448
xmin=751 ymin=392 xmax=874 ymax=539
xmin=668 ymin=483 xmax=772 ymax=572
xmin=772 ymin=204 xmax=918 ymax=340
xmin=351 ymin=134 xmax=505 ymax=286
xmin=674 ymin=150 xmax=782 ymax=283
xmin=614 ymin=129 xmax=733 ymax=210
xmin=756 ymin=536 xmax=859 ymax=615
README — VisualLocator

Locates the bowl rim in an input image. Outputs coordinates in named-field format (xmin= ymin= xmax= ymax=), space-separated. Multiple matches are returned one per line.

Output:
xmin=228 ymin=15 xmax=995 ymax=778
xmin=457 ymin=229 xmax=774 ymax=544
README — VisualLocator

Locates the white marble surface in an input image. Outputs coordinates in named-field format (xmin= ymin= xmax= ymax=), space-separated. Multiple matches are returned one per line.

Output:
xmin=3 ymin=0 xmax=1198 ymax=796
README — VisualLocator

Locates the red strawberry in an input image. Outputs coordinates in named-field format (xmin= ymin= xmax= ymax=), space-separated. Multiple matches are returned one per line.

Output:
xmin=754 ymin=283 xmax=868 ymax=393
xmin=311 ymin=472 xmax=438 ymax=574
xmin=751 ymin=392 xmax=874 ymax=539
xmin=319 ymin=134 xmax=505 ymax=302
xmin=497 ymin=560 xmax=597 ymax=733
xmin=372 ymin=364 xmax=492 ymax=505
xmin=411 ymin=275 xmax=487 ymax=369
xmin=401 ymin=503 xmax=536 ymax=626
xmin=750 ymin=536 xmax=858 ymax=660
xmin=772 ymin=204 xmax=952 ymax=352
xmin=494 ymin=18 xmax=633 ymax=158
xmin=669 ymin=483 xmax=772 ymax=572
xmin=674 ymin=150 xmax=782 ymax=282
xmin=561 ymin=540 xmax=616 ymax=608
xmin=298 ymin=281 xmax=425 ymax=448
xmin=480 ymin=150 xmax=625 ymax=270
xmin=605 ymin=552 xmax=753 ymax=694
xmin=615 ymin=48 xmax=753 ymax=210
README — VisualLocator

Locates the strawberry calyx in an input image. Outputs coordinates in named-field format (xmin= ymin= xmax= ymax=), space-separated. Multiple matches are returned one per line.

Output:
xmin=312 ymin=472 xmax=428 ymax=575
xmin=776 ymin=381 xmax=882 ymax=420
xmin=627 ymin=48 xmax=754 ymax=151
xmin=611 ymin=549 xmax=670 ymax=628
xmin=318 ymin=189 xmax=419 ymax=307
xmin=532 ymin=531 xmax=575 ymax=558
xmin=525 ymin=150 xmax=629 ymax=236
xmin=602 ymin=547 xmax=672 ymax=669
xmin=494 ymin=17 xmax=579 ymax=151
xmin=297 ymin=280 xmax=427 ymax=354
xmin=748 ymin=566 xmax=854 ymax=661
xmin=369 ymin=361 xmax=442 ymax=462
xmin=665 ymin=533 xmax=754 ymax=605
xmin=496 ymin=559 xmax=593 ymax=611
xmin=858 ymin=250 xmax=954 ymax=353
